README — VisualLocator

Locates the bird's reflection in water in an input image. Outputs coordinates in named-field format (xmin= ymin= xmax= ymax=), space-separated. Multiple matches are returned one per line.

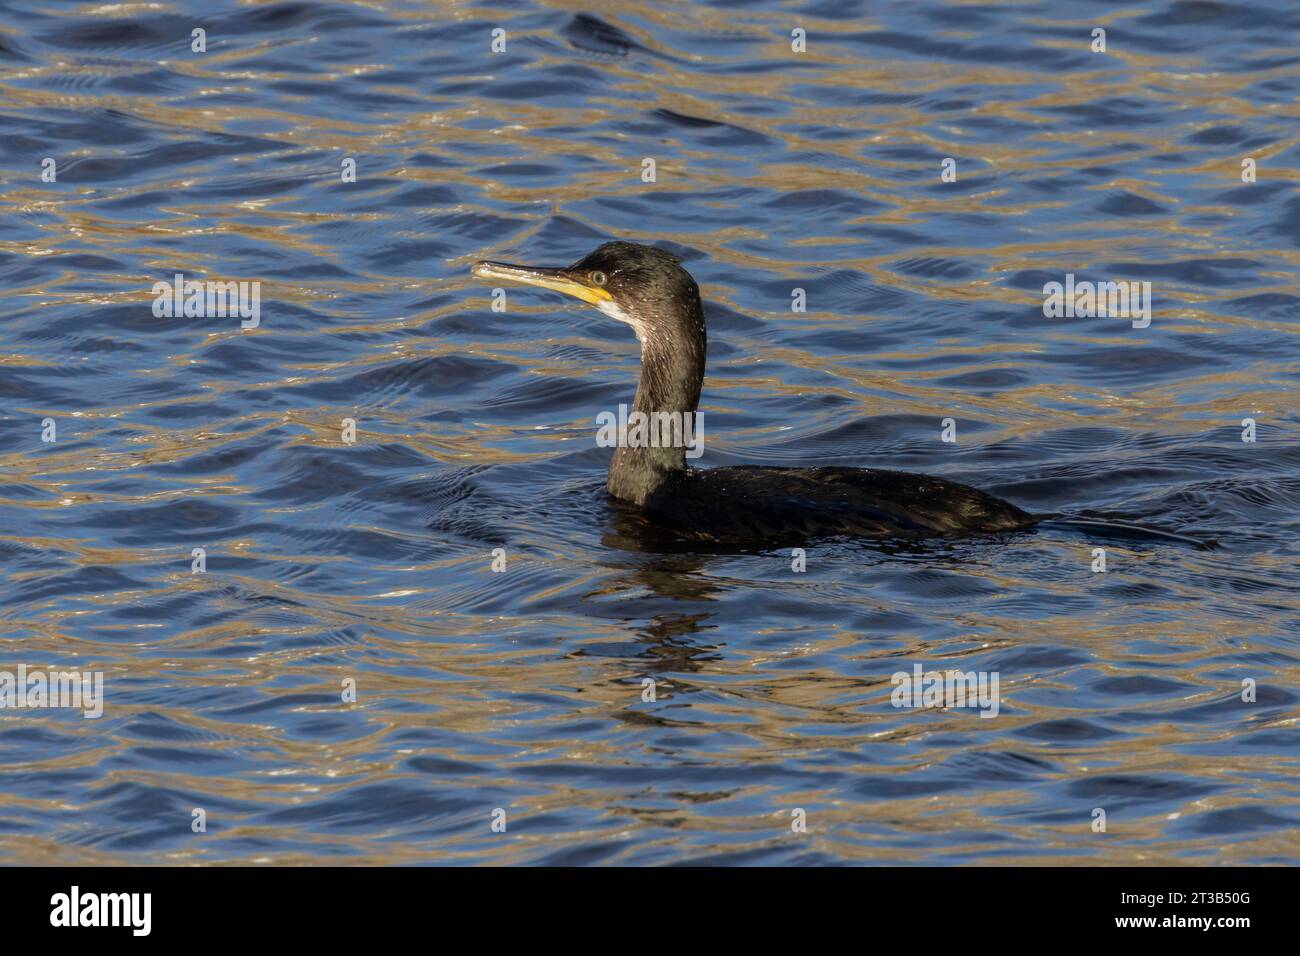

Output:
xmin=568 ymin=506 xmax=736 ymax=676
xmin=579 ymin=498 xmax=1030 ymax=690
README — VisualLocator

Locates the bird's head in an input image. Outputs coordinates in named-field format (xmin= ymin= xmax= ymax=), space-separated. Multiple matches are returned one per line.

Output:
xmin=471 ymin=241 xmax=706 ymax=353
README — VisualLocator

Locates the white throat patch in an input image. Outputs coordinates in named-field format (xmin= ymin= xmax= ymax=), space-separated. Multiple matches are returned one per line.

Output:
xmin=595 ymin=298 xmax=648 ymax=340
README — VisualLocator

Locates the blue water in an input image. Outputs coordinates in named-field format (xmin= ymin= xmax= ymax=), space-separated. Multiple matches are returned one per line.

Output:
xmin=0 ymin=0 xmax=1297 ymax=864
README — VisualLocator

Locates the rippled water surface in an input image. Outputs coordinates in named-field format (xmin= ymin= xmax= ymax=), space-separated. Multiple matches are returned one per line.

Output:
xmin=1 ymin=0 xmax=1298 ymax=865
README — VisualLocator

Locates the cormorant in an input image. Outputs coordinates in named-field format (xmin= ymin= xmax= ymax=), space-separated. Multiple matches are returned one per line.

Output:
xmin=471 ymin=242 xmax=1203 ymax=547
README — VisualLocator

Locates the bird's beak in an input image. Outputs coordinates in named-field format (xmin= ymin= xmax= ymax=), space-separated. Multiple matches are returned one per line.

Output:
xmin=471 ymin=260 xmax=613 ymax=306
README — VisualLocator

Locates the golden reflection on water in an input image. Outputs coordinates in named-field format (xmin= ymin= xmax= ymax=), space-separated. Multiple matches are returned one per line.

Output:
xmin=0 ymin=0 xmax=1297 ymax=864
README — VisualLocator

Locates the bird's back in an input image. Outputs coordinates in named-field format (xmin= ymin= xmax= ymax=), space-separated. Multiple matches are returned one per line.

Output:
xmin=641 ymin=465 xmax=1036 ymax=543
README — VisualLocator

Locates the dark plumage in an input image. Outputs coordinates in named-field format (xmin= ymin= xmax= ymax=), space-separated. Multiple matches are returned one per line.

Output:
xmin=472 ymin=240 xmax=1038 ymax=544
xmin=648 ymin=466 xmax=1033 ymax=542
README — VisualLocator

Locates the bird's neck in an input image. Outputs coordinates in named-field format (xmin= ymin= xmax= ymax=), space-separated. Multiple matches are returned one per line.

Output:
xmin=607 ymin=331 xmax=705 ymax=506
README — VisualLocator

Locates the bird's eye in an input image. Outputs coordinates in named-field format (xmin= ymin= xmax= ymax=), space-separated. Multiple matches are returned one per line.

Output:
xmin=590 ymin=271 xmax=607 ymax=286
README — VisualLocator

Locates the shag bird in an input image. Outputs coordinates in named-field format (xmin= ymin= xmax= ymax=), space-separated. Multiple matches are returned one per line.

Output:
xmin=471 ymin=242 xmax=1203 ymax=547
